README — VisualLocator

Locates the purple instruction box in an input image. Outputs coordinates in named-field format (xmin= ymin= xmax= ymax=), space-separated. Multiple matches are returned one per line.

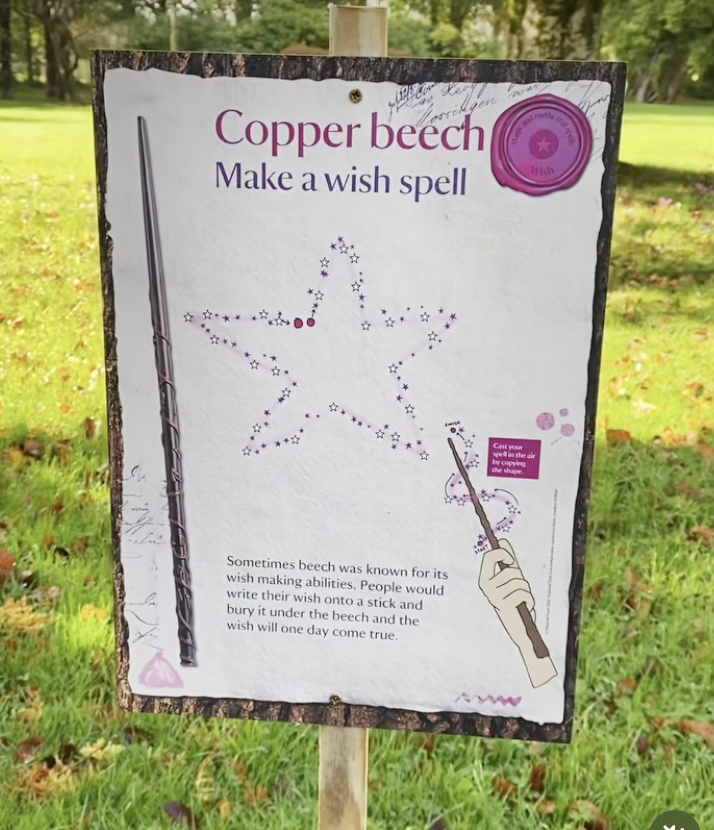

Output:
xmin=488 ymin=438 xmax=541 ymax=480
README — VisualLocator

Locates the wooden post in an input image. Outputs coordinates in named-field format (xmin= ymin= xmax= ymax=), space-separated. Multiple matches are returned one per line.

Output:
xmin=319 ymin=726 xmax=369 ymax=830
xmin=320 ymin=11 xmax=387 ymax=829
xmin=329 ymin=3 xmax=388 ymax=59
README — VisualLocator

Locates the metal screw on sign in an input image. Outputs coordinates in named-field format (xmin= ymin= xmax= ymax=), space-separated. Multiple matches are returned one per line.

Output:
xmin=648 ymin=809 xmax=700 ymax=830
xmin=349 ymin=89 xmax=362 ymax=103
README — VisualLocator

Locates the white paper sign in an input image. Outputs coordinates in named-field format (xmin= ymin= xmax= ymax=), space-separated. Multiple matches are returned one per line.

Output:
xmin=97 ymin=57 xmax=622 ymax=732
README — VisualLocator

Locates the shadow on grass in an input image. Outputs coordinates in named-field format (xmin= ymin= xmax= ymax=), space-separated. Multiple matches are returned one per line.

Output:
xmin=0 ymin=82 xmax=91 ymax=110
xmin=590 ymin=436 xmax=714 ymax=543
xmin=610 ymin=162 xmax=714 ymax=293
xmin=617 ymin=162 xmax=713 ymax=190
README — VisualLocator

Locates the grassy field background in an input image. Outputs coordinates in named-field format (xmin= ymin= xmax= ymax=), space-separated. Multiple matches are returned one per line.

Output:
xmin=1 ymin=94 xmax=714 ymax=829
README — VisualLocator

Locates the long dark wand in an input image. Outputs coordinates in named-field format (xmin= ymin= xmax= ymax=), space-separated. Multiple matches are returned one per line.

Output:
xmin=138 ymin=115 xmax=197 ymax=667
xmin=448 ymin=437 xmax=549 ymax=659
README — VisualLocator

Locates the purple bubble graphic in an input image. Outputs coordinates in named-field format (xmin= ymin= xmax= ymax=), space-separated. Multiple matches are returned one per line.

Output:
xmin=139 ymin=652 xmax=184 ymax=688
xmin=560 ymin=408 xmax=569 ymax=417
xmin=490 ymin=94 xmax=593 ymax=197
xmin=536 ymin=412 xmax=555 ymax=430
xmin=561 ymin=423 xmax=575 ymax=437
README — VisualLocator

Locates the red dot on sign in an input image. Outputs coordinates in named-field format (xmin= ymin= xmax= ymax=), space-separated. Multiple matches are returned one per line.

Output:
xmin=450 ymin=428 xmax=456 ymax=433
xmin=307 ymin=318 xmax=315 ymax=327
xmin=294 ymin=318 xmax=303 ymax=329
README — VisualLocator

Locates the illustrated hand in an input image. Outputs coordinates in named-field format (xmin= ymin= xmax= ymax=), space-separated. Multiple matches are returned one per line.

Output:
xmin=478 ymin=538 xmax=557 ymax=688
xmin=478 ymin=539 xmax=535 ymax=649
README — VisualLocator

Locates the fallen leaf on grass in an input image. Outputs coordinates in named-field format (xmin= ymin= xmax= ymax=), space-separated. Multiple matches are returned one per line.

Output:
xmin=696 ymin=443 xmax=714 ymax=463
xmin=492 ymin=777 xmax=518 ymax=799
xmin=615 ymin=677 xmax=638 ymax=697
xmin=685 ymin=381 xmax=705 ymax=397
xmin=78 ymin=738 xmax=124 ymax=764
xmin=537 ymin=800 xmax=557 ymax=815
xmin=606 ymin=429 xmax=632 ymax=446
xmin=687 ymin=526 xmax=714 ymax=547
xmin=123 ymin=725 xmax=153 ymax=744
xmin=429 ymin=817 xmax=447 ymax=830
xmin=415 ymin=733 xmax=435 ymax=754
xmin=14 ymin=736 xmax=46 ymax=763
xmin=12 ymin=759 xmax=76 ymax=799
xmin=22 ymin=439 xmax=44 ymax=459
xmin=529 ymin=763 xmax=546 ymax=793
xmin=0 ymin=597 xmax=51 ymax=633
xmin=625 ymin=568 xmax=654 ymax=595
xmin=15 ymin=701 xmax=43 ymax=724
xmin=567 ymin=800 xmax=612 ymax=830
xmin=679 ymin=719 xmax=714 ymax=750
xmin=53 ymin=440 xmax=72 ymax=464
xmin=83 ymin=417 xmax=101 ymax=438
xmin=217 ymin=800 xmax=232 ymax=820
xmin=0 ymin=550 xmax=16 ymax=585
xmin=57 ymin=743 xmax=79 ymax=763
xmin=15 ymin=686 xmax=44 ymax=724
xmin=635 ymin=736 xmax=650 ymax=757
xmin=4 ymin=447 xmax=29 ymax=468
xmin=27 ymin=585 xmax=61 ymax=605
xmin=195 ymin=753 xmax=217 ymax=806
xmin=20 ymin=569 xmax=38 ymax=588
xmin=164 ymin=802 xmax=200 ymax=827
xmin=586 ymin=582 xmax=604 ymax=601
xmin=233 ymin=760 xmax=249 ymax=780
xmin=622 ymin=593 xmax=652 ymax=617
xmin=694 ymin=326 xmax=709 ymax=341
xmin=73 ymin=537 xmax=90 ymax=554
xmin=243 ymin=782 xmax=269 ymax=807
xmin=52 ymin=545 xmax=71 ymax=563
xmin=79 ymin=604 xmax=108 ymax=623
xmin=622 ymin=572 xmax=654 ymax=617
xmin=674 ymin=482 xmax=702 ymax=500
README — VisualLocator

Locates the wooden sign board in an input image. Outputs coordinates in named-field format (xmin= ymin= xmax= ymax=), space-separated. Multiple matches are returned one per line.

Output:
xmin=93 ymin=51 xmax=625 ymax=743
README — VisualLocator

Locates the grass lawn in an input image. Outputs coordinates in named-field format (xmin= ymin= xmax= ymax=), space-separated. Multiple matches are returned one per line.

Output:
xmin=1 ymin=95 xmax=714 ymax=829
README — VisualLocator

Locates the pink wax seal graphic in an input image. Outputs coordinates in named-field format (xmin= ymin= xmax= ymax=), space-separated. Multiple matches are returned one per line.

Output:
xmin=491 ymin=94 xmax=593 ymax=196
xmin=139 ymin=652 xmax=184 ymax=688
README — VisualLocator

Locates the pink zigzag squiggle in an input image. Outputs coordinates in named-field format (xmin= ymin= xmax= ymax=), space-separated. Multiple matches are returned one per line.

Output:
xmin=477 ymin=695 xmax=522 ymax=706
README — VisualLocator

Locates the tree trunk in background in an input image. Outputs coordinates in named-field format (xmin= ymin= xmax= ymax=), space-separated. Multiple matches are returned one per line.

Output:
xmin=24 ymin=0 xmax=35 ymax=84
xmin=504 ymin=0 xmax=604 ymax=60
xmin=168 ymin=0 xmax=177 ymax=49
xmin=42 ymin=0 xmax=76 ymax=101
xmin=234 ymin=0 xmax=252 ymax=22
xmin=44 ymin=19 xmax=60 ymax=98
xmin=0 ymin=0 xmax=12 ymax=99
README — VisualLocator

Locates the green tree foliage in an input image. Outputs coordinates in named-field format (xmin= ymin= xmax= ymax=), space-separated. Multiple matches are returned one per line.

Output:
xmin=2 ymin=0 xmax=713 ymax=102
xmin=501 ymin=0 xmax=604 ymax=59
xmin=601 ymin=0 xmax=714 ymax=102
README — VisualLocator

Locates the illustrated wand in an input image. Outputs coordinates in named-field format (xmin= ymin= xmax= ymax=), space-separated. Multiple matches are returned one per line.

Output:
xmin=447 ymin=437 xmax=551 ymax=663
xmin=138 ymin=116 xmax=197 ymax=667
